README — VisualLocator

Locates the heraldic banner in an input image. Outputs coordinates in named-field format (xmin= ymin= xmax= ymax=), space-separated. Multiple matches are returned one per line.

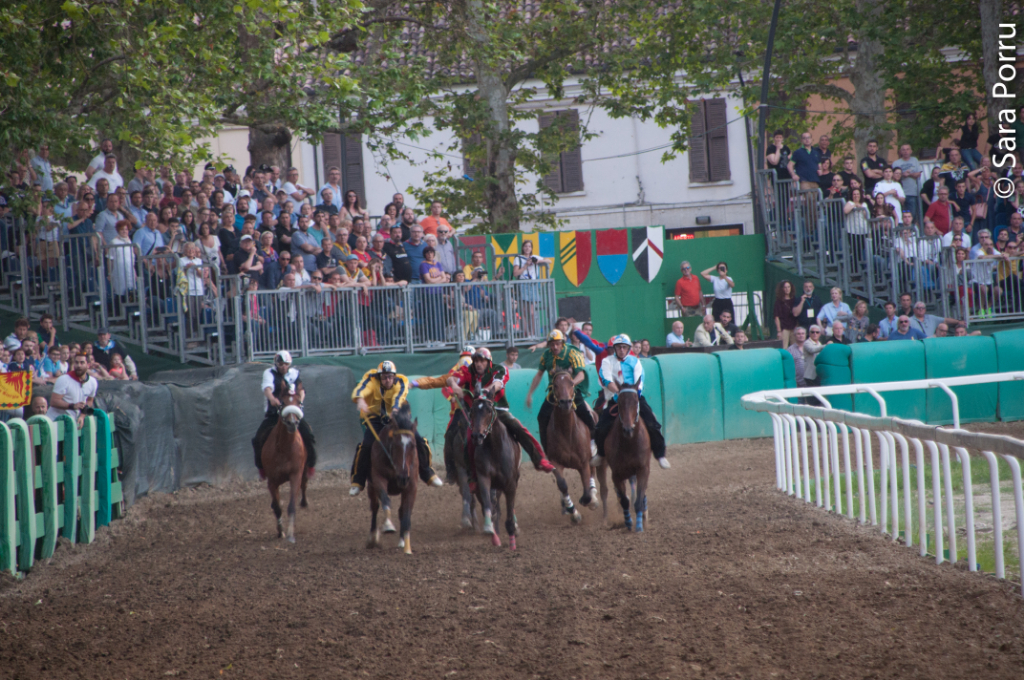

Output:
xmin=631 ymin=226 xmax=664 ymax=282
xmin=0 ymin=371 xmax=32 ymax=409
xmin=559 ymin=231 xmax=592 ymax=287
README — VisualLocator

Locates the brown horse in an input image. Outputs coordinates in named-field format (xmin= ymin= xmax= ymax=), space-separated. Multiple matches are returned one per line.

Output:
xmin=261 ymin=379 xmax=308 ymax=543
xmin=444 ymin=408 xmax=479 ymax=530
xmin=469 ymin=396 xmax=520 ymax=549
xmin=366 ymin=404 xmax=419 ymax=555
xmin=545 ymin=370 xmax=598 ymax=524
xmin=597 ymin=385 xmax=651 ymax=532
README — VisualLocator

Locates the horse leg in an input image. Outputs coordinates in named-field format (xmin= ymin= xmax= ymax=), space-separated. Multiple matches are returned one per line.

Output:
xmin=614 ymin=477 xmax=632 ymax=531
xmin=635 ymin=466 xmax=650 ymax=533
xmin=553 ymin=467 xmax=581 ymax=524
xmin=285 ymin=473 xmax=300 ymax=543
xmin=504 ymin=485 xmax=518 ymax=551
xmin=491 ymin=488 xmax=501 ymax=530
xmin=269 ymin=481 xmax=284 ymax=539
xmin=399 ymin=491 xmax=413 ymax=555
xmin=478 ymin=478 xmax=500 ymax=546
xmin=456 ymin=467 xmax=475 ymax=530
xmin=367 ymin=485 xmax=381 ymax=549
xmin=380 ymin=491 xmax=396 ymax=534
xmin=579 ymin=459 xmax=598 ymax=510
xmin=300 ymin=468 xmax=309 ymax=509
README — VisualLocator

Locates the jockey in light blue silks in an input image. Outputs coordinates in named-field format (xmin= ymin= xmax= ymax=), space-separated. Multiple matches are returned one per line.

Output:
xmin=593 ymin=334 xmax=670 ymax=469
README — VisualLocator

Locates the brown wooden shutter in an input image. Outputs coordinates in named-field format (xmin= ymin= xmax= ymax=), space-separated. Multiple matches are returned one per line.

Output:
xmin=343 ymin=133 xmax=365 ymax=205
xmin=706 ymin=98 xmax=731 ymax=182
xmin=560 ymin=109 xmax=584 ymax=192
xmin=538 ymin=113 xmax=562 ymax=193
xmin=322 ymin=133 xmax=342 ymax=177
xmin=689 ymin=101 xmax=709 ymax=183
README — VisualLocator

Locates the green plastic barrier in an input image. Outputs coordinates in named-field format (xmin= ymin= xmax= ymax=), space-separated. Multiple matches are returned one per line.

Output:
xmin=817 ymin=343 xmax=852 ymax=366
xmin=850 ymin=342 xmax=926 ymax=420
xmin=638 ymin=358 xmax=665 ymax=425
xmin=655 ymin=353 xmax=724 ymax=444
xmin=993 ymin=329 xmax=1024 ymax=421
xmin=717 ymin=348 xmax=785 ymax=439
xmin=404 ymin=379 xmax=450 ymax=462
xmin=778 ymin=349 xmax=796 ymax=389
xmin=815 ymin=344 xmax=853 ymax=410
xmin=924 ymin=336 xmax=998 ymax=424
xmin=505 ymin=368 xmax=549 ymax=440
xmin=0 ymin=422 xmax=14 ymax=574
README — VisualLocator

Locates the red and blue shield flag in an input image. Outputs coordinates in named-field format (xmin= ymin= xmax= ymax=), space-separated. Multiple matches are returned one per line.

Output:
xmin=595 ymin=229 xmax=628 ymax=285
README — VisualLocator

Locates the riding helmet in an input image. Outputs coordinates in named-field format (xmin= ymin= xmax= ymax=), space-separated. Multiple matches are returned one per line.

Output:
xmin=611 ymin=333 xmax=632 ymax=348
xmin=377 ymin=360 xmax=397 ymax=375
xmin=472 ymin=347 xmax=492 ymax=363
xmin=460 ymin=345 xmax=475 ymax=356
xmin=547 ymin=329 xmax=566 ymax=343
xmin=275 ymin=350 xmax=293 ymax=364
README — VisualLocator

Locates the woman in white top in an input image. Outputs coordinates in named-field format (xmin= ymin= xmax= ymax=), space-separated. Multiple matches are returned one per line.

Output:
xmin=180 ymin=241 xmax=206 ymax=339
xmin=341 ymin=191 xmax=369 ymax=222
xmin=511 ymin=240 xmax=552 ymax=338
xmin=197 ymin=222 xmax=226 ymax=274
xmin=701 ymin=261 xmax=734 ymax=322
xmin=108 ymin=219 xmax=137 ymax=297
xmin=843 ymin=187 xmax=871 ymax=272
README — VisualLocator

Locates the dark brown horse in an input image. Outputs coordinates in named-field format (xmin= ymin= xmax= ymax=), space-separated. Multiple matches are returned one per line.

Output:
xmin=261 ymin=379 xmax=308 ymax=543
xmin=469 ymin=396 xmax=520 ymax=549
xmin=597 ymin=385 xmax=651 ymax=532
xmin=444 ymin=408 xmax=479 ymax=530
xmin=545 ymin=370 xmax=598 ymax=524
xmin=366 ymin=404 xmax=419 ymax=555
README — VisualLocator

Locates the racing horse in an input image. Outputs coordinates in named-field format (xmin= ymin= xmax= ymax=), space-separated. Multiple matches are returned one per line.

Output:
xmin=366 ymin=403 xmax=420 ymax=555
xmin=444 ymin=408 xmax=479 ymax=530
xmin=469 ymin=395 xmax=520 ymax=549
xmin=261 ymin=377 xmax=308 ymax=543
xmin=545 ymin=370 xmax=598 ymax=524
xmin=596 ymin=384 xmax=651 ymax=532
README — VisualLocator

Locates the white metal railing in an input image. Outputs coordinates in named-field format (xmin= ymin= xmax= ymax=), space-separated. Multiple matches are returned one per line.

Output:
xmin=742 ymin=372 xmax=1024 ymax=598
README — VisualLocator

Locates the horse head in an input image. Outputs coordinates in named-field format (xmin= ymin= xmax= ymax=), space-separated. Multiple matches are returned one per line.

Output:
xmin=616 ymin=384 xmax=640 ymax=438
xmin=470 ymin=396 xmax=497 ymax=445
xmin=280 ymin=403 xmax=303 ymax=433
xmin=386 ymin=404 xmax=418 ymax=490
xmin=551 ymin=370 xmax=575 ymax=410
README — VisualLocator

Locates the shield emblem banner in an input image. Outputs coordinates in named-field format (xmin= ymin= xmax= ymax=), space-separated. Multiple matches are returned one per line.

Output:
xmin=559 ymin=231 xmax=592 ymax=287
xmin=631 ymin=226 xmax=665 ymax=282
xmin=596 ymin=229 xmax=628 ymax=285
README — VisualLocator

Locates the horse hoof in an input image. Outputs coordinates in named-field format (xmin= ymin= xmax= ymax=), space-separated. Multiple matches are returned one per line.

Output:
xmin=588 ymin=499 xmax=600 ymax=511
xmin=482 ymin=520 xmax=494 ymax=536
xmin=287 ymin=535 xmax=296 ymax=544
xmin=509 ymin=536 xmax=517 ymax=551
xmin=300 ymin=499 xmax=308 ymax=509
xmin=491 ymin=532 xmax=502 ymax=547
xmin=461 ymin=516 xmax=474 ymax=530
xmin=398 ymin=537 xmax=405 ymax=549
xmin=382 ymin=519 xmax=397 ymax=534
xmin=571 ymin=511 xmax=583 ymax=525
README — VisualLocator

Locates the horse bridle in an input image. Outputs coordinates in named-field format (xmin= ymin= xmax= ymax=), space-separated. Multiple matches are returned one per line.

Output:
xmin=616 ymin=388 xmax=640 ymax=424
xmin=472 ymin=397 xmax=498 ymax=439
xmin=364 ymin=415 xmax=416 ymax=471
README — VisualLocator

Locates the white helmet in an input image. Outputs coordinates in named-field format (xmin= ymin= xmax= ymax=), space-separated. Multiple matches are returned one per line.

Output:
xmin=275 ymin=350 xmax=293 ymax=364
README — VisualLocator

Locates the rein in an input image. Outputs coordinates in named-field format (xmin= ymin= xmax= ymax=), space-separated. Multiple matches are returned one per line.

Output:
xmin=473 ymin=399 xmax=498 ymax=439
xmin=363 ymin=415 xmax=415 ymax=471
xmin=615 ymin=388 xmax=641 ymax=427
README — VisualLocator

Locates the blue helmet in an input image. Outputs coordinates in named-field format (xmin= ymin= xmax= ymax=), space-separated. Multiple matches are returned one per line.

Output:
xmin=611 ymin=334 xmax=632 ymax=348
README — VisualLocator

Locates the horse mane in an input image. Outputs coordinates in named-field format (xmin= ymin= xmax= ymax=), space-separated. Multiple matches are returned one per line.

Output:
xmin=273 ymin=370 xmax=292 ymax=399
xmin=392 ymin=401 xmax=415 ymax=431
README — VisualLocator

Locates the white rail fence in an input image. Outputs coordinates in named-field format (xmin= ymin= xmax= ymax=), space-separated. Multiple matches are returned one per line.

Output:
xmin=742 ymin=372 xmax=1024 ymax=598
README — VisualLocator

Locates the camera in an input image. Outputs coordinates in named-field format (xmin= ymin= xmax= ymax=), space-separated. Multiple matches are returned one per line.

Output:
xmin=531 ymin=255 xmax=538 ymax=263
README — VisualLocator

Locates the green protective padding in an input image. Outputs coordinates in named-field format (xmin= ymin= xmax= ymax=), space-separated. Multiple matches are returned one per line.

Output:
xmin=816 ymin=343 xmax=852 ymax=367
xmin=850 ymin=342 xmax=926 ymax=420
xmin=504 ymin=368 xmax=550 ymax=440
xmin=404 ymin=381 xmax=450 ymax=462
xmin=924 ymin=336 xmax=998 ymax=425
xmin=779 ymin=349 xmax=795 ymax=383
xmin=816 ymin=363 xmax=853 ymax=411
xmin=654 ymin=353 xmax=724 ymax=444
xmin=638 ymin=358 xmax=665 ymax=425
xmin=993 ymin=329 xmax=1024 ymax=421
xmin=717 ymin=348 xmax=785 ymax=440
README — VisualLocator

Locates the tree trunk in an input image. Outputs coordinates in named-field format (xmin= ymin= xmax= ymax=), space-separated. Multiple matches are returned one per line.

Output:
xmin=849 ymin=0 xmax=890 ymax=163
xmin=248 ymin=124 xmax=292 ymax=171
xmin=465 ymin=0 xmax=519 ymax=233
xmin=980 ymin=0 xmax=1004 ymax=129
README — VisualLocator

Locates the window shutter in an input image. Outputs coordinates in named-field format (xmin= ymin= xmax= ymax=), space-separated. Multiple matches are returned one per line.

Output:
xmin=322 ymin=134 xmax=343 ymax=179
xmin=560 ymin=109 xmax=584 ymax=193
xmin=689 ymin=101 xmax=710 ymax=183
xmin=538 ymin=113 xmax=562 ymax=193
xmin=342 ymin=133 xmax=365 ymax=205
xmin=706 ymin=98 xmax=731 ymax=182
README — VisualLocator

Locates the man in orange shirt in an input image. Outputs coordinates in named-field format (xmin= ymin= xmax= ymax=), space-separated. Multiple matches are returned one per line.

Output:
xmin=673 ymin=260 xmax=705 ymax=316
xmin=419 ymin=200 xmax=452 ymax=237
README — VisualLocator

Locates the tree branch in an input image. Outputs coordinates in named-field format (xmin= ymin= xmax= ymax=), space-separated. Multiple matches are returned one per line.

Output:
xmin=792 ymin=82 xmax=853 ymax=104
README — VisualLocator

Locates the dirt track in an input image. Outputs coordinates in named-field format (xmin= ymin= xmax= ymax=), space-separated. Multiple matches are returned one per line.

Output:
xmin=2 ymin=436 xmax=1024 ymax=680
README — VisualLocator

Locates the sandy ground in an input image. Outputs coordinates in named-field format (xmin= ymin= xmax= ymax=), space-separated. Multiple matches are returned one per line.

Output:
xmin=1 ymin=435 xmax=1023 ymax=680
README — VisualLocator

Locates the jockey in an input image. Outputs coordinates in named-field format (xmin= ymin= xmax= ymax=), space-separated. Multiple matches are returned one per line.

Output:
xmin=410 ymin=345 xmax=476 ymax=483
xmin=525 ymin=329 xmax=596 ymax=451
xmin=594 ymin=334 xmax=670 ymax=470
xmin=571 ymin=329 xmax=618 ymax=414
xmin=252 ymin=350 xmax=317 ymax=479
xmin=349 ymin=360 xmax=443 ymax=496
xmin=446 ymin=347 xmax=556 ymax=483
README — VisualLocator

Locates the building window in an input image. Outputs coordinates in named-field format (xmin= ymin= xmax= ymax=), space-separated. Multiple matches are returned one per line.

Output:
xmin=538 ymin=109 xmax=584 ymax=193
xmin=322 ymin=132 xmax=366 ymax=200
xmin=689 ymin=98 xmax=731 ymax=183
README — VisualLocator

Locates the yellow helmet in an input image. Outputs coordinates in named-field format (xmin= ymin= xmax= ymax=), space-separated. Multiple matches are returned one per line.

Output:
xmin=377 ymin=360 xmax=397 ymax=375
xmin=547 ymin=329 xmax=566 ymax=343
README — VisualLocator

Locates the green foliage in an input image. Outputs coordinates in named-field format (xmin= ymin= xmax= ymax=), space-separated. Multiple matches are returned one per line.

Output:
xmin=0 ymin=0 xmax=360 ymax=172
